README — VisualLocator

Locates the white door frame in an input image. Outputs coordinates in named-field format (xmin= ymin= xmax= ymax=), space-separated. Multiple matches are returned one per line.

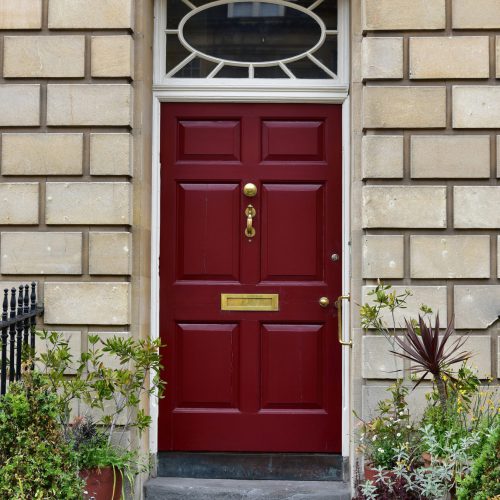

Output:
xmin=149 ymin=0 xmax=351 ymax=458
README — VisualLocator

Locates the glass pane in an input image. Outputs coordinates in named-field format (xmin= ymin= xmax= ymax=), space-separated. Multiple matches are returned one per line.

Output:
xmin=286 ymin=58 xmax=330 ymax=79
xmin=177 ymin=57 xmax=219 ymax=77
xmin=311 ymin=0 xmax=337 ymax=30
xmin=312 ymin=35 xmax=337 ymax=74
xmin=167 ymin=0 xmax=191 ymax=29
xmin=253 ymin=65 xmax=288 ymax=78
xmin=182 ymin=2 xmax=322 ymax=63
xmin=214 ymin=65 xmax=249 ymax=78
xmin=166 ymin=34 xmax=191 ymax=72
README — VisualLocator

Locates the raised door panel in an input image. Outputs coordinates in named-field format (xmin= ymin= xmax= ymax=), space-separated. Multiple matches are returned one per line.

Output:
xmin=178 ymin=120 xmax=241 ymax=162
xmin=177 ymin=183 xmax=240 ymax=281
xmin=175 ymin=323 xmax=240 ymax=409
xmin=261 ymin=120 xmax=325 ymax=162
xmin=261 ymin=183 xmax=324 ymax=282
xmin=261 ymin=324 xmax=324 ymax=410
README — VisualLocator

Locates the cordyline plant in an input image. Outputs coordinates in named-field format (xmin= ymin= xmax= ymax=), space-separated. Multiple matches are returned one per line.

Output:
xmin=390 ymin=314 xmax=471 ymax=411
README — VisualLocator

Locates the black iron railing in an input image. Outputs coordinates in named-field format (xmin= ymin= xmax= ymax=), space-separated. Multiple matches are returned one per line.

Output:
xmin=0 ymin=283 xmax=43 ymax=396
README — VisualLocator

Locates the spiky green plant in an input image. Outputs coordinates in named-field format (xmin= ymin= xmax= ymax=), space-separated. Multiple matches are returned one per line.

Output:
xmin=391 ymin=315 xmax=471 ymax=410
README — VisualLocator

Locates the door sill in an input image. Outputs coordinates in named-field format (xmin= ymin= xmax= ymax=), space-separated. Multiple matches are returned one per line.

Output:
xmin=157 ymin=452 xmax=346 ymax=481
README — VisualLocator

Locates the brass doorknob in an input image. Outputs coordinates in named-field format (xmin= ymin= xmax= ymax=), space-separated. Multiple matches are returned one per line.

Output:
xmin=319 ymin=297 xmax=330 ymax=308
xmin=243 ymin=183 xmax=258 ymax=197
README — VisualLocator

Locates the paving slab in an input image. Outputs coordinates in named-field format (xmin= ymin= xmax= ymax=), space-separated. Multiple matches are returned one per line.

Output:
xmin=144 ymin=477 xmax=351 ymax=500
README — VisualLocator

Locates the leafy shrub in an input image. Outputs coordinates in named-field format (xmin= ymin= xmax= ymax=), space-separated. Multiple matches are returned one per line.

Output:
xmin=457 ymin=416 xmax=500 ymax=500
xmin=0 ymin=371 xmax=83 ymax=499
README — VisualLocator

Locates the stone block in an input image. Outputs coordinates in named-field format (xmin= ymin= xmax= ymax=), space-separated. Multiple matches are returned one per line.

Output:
xmin=36 ymin=331 xmax=81 ymax=374
xmin=46 ymin=182 xmax=131 ymax=225
xmin=463 ymin=336 xmax=491 ymax=379
xmin=411 ymin=135 xmax=490 ymax=178
xmin=363 ymin=0 xmax=445 ymax=30
xmin=48 ymin=0 xmax=132 ymax=29
xmin=1 ymin=232 xmax=82 ymax=275
xmin=453 ymin=86 xmax=500 ymax=128
xmin=362 ymin=186 xmax=446 ymax=228
xmin=0 ymin=0 xmax=41 ymax=29
xmin=4 ymin=36 xmax=85 ymax=78
xmin=498 ymin=236 xmax=500 ymax=278
xmin=44 ymin=282 xmax=130 ymax=325
xmin=362 ymin=37 xmax=403 ymax=79
xmin=91 ymin=36 xmax=133 ymax=78
xmin=362 ymin=235 xmax=404 ymax=279
xmin=497 ymin=37 xmax=500 ymax=79
xmin=362 ymin=335 xmax=403 ymax=379
xmin=94 ymin=332 xmax=131 ymax=370
xmin=454 ymin=187 xmax=500 ymax=228
xmin=0 ymin=85 xmax=39 ymax=126
xmin=453 ymin=0 xmax=500 ymax=29
xmin=89 ymin=232 xmax=132 ymax=275
xmin=498 ymin=137 xmax=500 ymax=178
xmin=362 ymin=135 xmax=404 ymax=179
xmin=2 ymin=134 xmax=83 ymax=176
xmin=90 ymin=134 xmax=132 ymax=176
xmin=47 ymin=85 xmax=132 ymax=126
xmin=363 ymin=87 xmax=446 ymax=129
xmin=0 ymin=183 xmax=39 ymax=224
xmin=410 ymin=37 xmax=489 ymax=79
xmin=362 ymin=286 xmax=448 ymax=328
xmin=363 ymin=384 xmax=430 ymax=421
xmin=411 ymin=236 xmax=490 ymax=279
xmin=454 ymin=286 xmax=500 ymax=329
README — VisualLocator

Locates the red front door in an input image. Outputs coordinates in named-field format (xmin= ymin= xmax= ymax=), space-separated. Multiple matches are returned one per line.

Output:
xmin=159 ymin=103 xmax=343 ymax=452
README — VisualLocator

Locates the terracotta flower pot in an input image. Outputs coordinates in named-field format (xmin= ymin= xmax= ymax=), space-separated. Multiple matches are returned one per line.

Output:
xmin=422 ymin=451 xmax=432 ymax=467
xmin=364 ymin=465 xmax=396 ymax=484
xmin=80 ymin=466 xmax=122 ymax=500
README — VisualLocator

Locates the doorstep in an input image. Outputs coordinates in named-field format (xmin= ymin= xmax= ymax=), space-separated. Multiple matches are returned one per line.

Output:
xmin=143 ymin=477 xmax=351 ymax=499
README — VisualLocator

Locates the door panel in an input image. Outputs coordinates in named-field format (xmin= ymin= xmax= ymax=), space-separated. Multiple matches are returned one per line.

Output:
xmin=261 ymin=183 xmax=324 ymax=281
xmin=262 ymin=120 xmax=325 ymax=162
xmin=177 ymin=183 xmax=240 ymax=281
xmin=178 ymin=120 xmax=241 ymax=162
xmin=261 ymin=324 xmax=324 ymax=410
xmin=159 ymin=103 xmax=342 ymax=452
xmin=176 ymin=323 xmax=239 ymax=409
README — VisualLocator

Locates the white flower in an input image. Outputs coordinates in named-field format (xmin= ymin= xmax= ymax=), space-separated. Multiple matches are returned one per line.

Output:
xmin=396 ymin=433 xmax=401 ymax=437
xmin=399 ymin=411 xmax=405 ymax=416
xmin=377 ymin=448 xmax=384 ymax=453
xmin=406 ymin=425 xmax=411 ymax=429
xmin=372 ymin=435 xmax=377 ymax=441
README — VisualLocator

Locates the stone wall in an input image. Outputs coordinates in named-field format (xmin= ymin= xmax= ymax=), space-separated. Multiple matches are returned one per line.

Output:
xmin=0 ymin=0 xmax=153 ymax=429
xmin=356 ymin=0 xmax=500 ymax=417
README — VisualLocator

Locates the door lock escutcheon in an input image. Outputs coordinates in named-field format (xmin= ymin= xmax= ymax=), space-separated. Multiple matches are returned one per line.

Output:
xmin=245 ymin=204 xmax=256 ymax=238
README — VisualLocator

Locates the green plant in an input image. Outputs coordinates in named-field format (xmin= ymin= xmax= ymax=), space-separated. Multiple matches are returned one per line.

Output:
xmin=391 ymin=314 xmax=471 ymax=410
xmin=456 ymin=415 xmax=500 ymax=500
xmin=0 ymin=370 xmax=83 ymax=499
xmin=36 ymin=330 xmax=165 ymax=496
xmin=355 ymin=380 xmax=418 ymax=469
xmin=422 ymin=365 xmax=497 ymax=454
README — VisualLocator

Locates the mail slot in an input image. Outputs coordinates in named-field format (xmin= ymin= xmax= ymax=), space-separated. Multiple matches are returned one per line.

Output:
xmin=221 ymin=293 xmax=279 ymax=311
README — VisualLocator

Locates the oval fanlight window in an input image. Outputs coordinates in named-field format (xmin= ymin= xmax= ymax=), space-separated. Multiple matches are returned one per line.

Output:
xmin=165 ymin=0 xmax=339 ymax=79
xmin=180 ymin=1 xmax=322 ymax=64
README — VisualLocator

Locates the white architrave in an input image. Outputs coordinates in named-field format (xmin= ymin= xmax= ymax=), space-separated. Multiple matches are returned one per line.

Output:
xmin=150 ymin=0 xmax=351 ymax=458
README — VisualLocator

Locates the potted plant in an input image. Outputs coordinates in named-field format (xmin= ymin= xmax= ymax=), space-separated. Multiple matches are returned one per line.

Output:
xmin=36 ymin=331 xmax=165 ymax=499
xmin=354 ymin=380 xmax=418 ymax=481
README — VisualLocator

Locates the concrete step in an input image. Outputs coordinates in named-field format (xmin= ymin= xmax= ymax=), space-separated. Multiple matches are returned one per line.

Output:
xmin=144 ymin=477 xmax=351 ymax=500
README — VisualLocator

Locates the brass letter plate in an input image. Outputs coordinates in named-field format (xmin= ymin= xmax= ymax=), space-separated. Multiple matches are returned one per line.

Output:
xmin=221 ymin=293 xmax=279 ymax=311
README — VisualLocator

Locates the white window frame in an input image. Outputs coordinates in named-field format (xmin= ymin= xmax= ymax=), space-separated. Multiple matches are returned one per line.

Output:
xmin=153 ymin=0 xmax=349 ymax=102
